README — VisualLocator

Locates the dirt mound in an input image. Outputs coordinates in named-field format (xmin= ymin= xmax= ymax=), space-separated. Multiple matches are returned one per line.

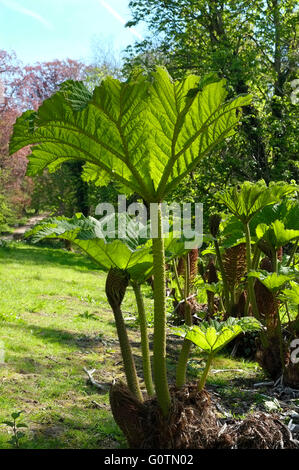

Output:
xmin=227 ymin=412 xmax=297 ymax=449
xmin=109 ymin=382 xmax=299 ymax=449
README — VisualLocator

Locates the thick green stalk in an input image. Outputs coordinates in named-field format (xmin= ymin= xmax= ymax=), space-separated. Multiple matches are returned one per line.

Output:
xmin=287 ymin=240 xmax=298 ymax=267
xmin=244 ymin=221 xmax=260 ymax=319
xmin=176 ymin=256 xmax=193 ymax=388
xmin=152 ymin=204 xmax=171 ymax=416
xmin=214 ymin=239 xmax=230 ymax=313
xmin=272 ymin=249 xmax=278 ymax=274
xmin=198 ymin=354 xmax=213 ymax=391
xmin=105 ymin=269 xmax=143 ymax=402
xmin=132 ymin=282 xmax=155 ymax=397
xmin=111 ymin=303 xmax=143 ymax=402
xmin=219 ymin=295 xmax=225 ymax=313
xmin=272 ymin=249 xmax=285 ymax=373
xmin=244 ymin=224 xmax=269 ymax=348
xmin=231 ymin=287 xmax=236 ymax=306
xmin=244 ymin=294 xmax=250 ymax=317
xmin=244 ymin=222 xmax=252 ymax=269
xmin=176 ymin=303 xmax=193 ymax=387
xmin=252 ymin=244 xmax=261 ymax=270
xmin=276 ymin=305 xmax=286 ymax=375
xmin=207 ymin=291 xmax=215 ymax=315
xmin=173 ymin=258 xmax=184 ymax=299
xmin=185 ymin=254 xmax=190 ymax=299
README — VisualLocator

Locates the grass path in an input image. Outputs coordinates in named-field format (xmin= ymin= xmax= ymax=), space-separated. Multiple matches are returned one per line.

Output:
xmin=0 ymin=242 xmax=147 ymax=448
xmin=0 ymin=242 xmax=265 ymax=448
xmin=1 ymin=213 xmax=50 ymax=241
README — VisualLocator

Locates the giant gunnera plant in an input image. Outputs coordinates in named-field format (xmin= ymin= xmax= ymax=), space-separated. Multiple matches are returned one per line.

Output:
xmin=11 ymin=67 xmax=252 ymax=447
xmin=27 ymin=213 xmax=188 ymax=401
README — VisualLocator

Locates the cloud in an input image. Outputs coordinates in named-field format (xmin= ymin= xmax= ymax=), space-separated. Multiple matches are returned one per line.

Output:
xmin=98 ymin=0 xmax=144 ymax=41
xmin=0 ymin=0 xmax=53 ymax=30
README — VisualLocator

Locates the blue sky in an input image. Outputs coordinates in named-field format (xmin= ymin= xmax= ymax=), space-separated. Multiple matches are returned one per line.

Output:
xmin=0 ymin=0 xmax=145 ymax=65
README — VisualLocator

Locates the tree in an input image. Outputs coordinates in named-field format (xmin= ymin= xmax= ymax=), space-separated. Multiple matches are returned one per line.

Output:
xmin=86 ymin=37 xmax=123 ymax=90
xmin=126 ymin=0 xmax=299 ymax=186
xmin=0 ymin=53 xmax=92 ymax=224
xmin=14 ymin=59 xmax=86 ymax=111
xmin=0 ymin=50 xmax=31 ymax=226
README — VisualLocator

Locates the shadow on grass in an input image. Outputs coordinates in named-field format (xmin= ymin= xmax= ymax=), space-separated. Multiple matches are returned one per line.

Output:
xmin=3 ymin=321 xmax=106 ymax=348
xmin=2 ymin=322 xmax=146 ymax=383
xmin=0 ymin=244 xmax=100 ymax=273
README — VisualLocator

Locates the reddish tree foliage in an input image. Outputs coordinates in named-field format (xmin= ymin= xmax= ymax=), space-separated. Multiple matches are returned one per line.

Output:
xmin=0 ymin=50 xmax=87 ymax=220
xmin=15 ymin=59 xmax=86 ymax=111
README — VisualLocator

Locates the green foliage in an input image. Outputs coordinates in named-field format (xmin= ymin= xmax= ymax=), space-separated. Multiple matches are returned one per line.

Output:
xmin=126 ymin=0 xmax=299 ymax=185
xmin=247 ymin=271 xmax=294 ymax=293
xmin=30 ymin=165 xmax=83 ymax=217
xmin=1 ymin=411 xmax=28 ymax=449
xmin=26 ymin=213 xmax=188 ymax=283
xmin=10 ymin=65 xmax=251 ymax=417
xmin=216 ymin=195 xmax=299 ymax=251
xmin=256 ymin=220 xmax=299 ymax=253
xmin=172 ymin=316 xmax=262 ymax=390
xmin=0 ymin=167 xmax=18 ymax=233
xmin=76 ymin=311 xmax=99 ymax=321
xmin=0 ymin=193 xmax=15 ymax=233
xmin=0 ymin=241 xmax=270 ymax=448
xmin=27 ymin=213 xmax=151 ymax=280
xmin=204 ymin=282 xmax=223 ymax=296
xmin=281 ymin=281 xmax=299 ymax=306
xmin=216 ymin=180 xmax=297 ymax=224
xmin=10 ymin=67 xmax=251 ymax=203
xmin=252 ymin=198 xmax=299 ymax=231
xmin=172 ymin=317 xmax=262 ymax=355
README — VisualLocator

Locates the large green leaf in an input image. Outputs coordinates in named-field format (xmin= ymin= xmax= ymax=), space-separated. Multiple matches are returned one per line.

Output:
xmin=252 ymin=198 xmax=299 ymax=231
xmin=218 ymin=197 xmax=299 ymax=248
xmin=27 ymin=214 xmax=142 ymax=272
xmin=10 ymin=67 xmax=251 ymax=203
xmin=256 ymin=220 xmax=299 ymax=253
xmin=171 ymin=317 xmax=262 ymax=354
xmin=216 ymin=180 xmax=297 ymax=224
xmin=281 ymin=282 xmax=299 ymax=306
xmin=26 ymin=213 xmax=188 ymax=283
xmin=247 ymin=271 xmax=294 ymax=292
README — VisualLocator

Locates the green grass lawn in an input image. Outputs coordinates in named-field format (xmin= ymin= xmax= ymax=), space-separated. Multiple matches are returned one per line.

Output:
xmin=0 ymin=242 xmax=265 ymax=449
